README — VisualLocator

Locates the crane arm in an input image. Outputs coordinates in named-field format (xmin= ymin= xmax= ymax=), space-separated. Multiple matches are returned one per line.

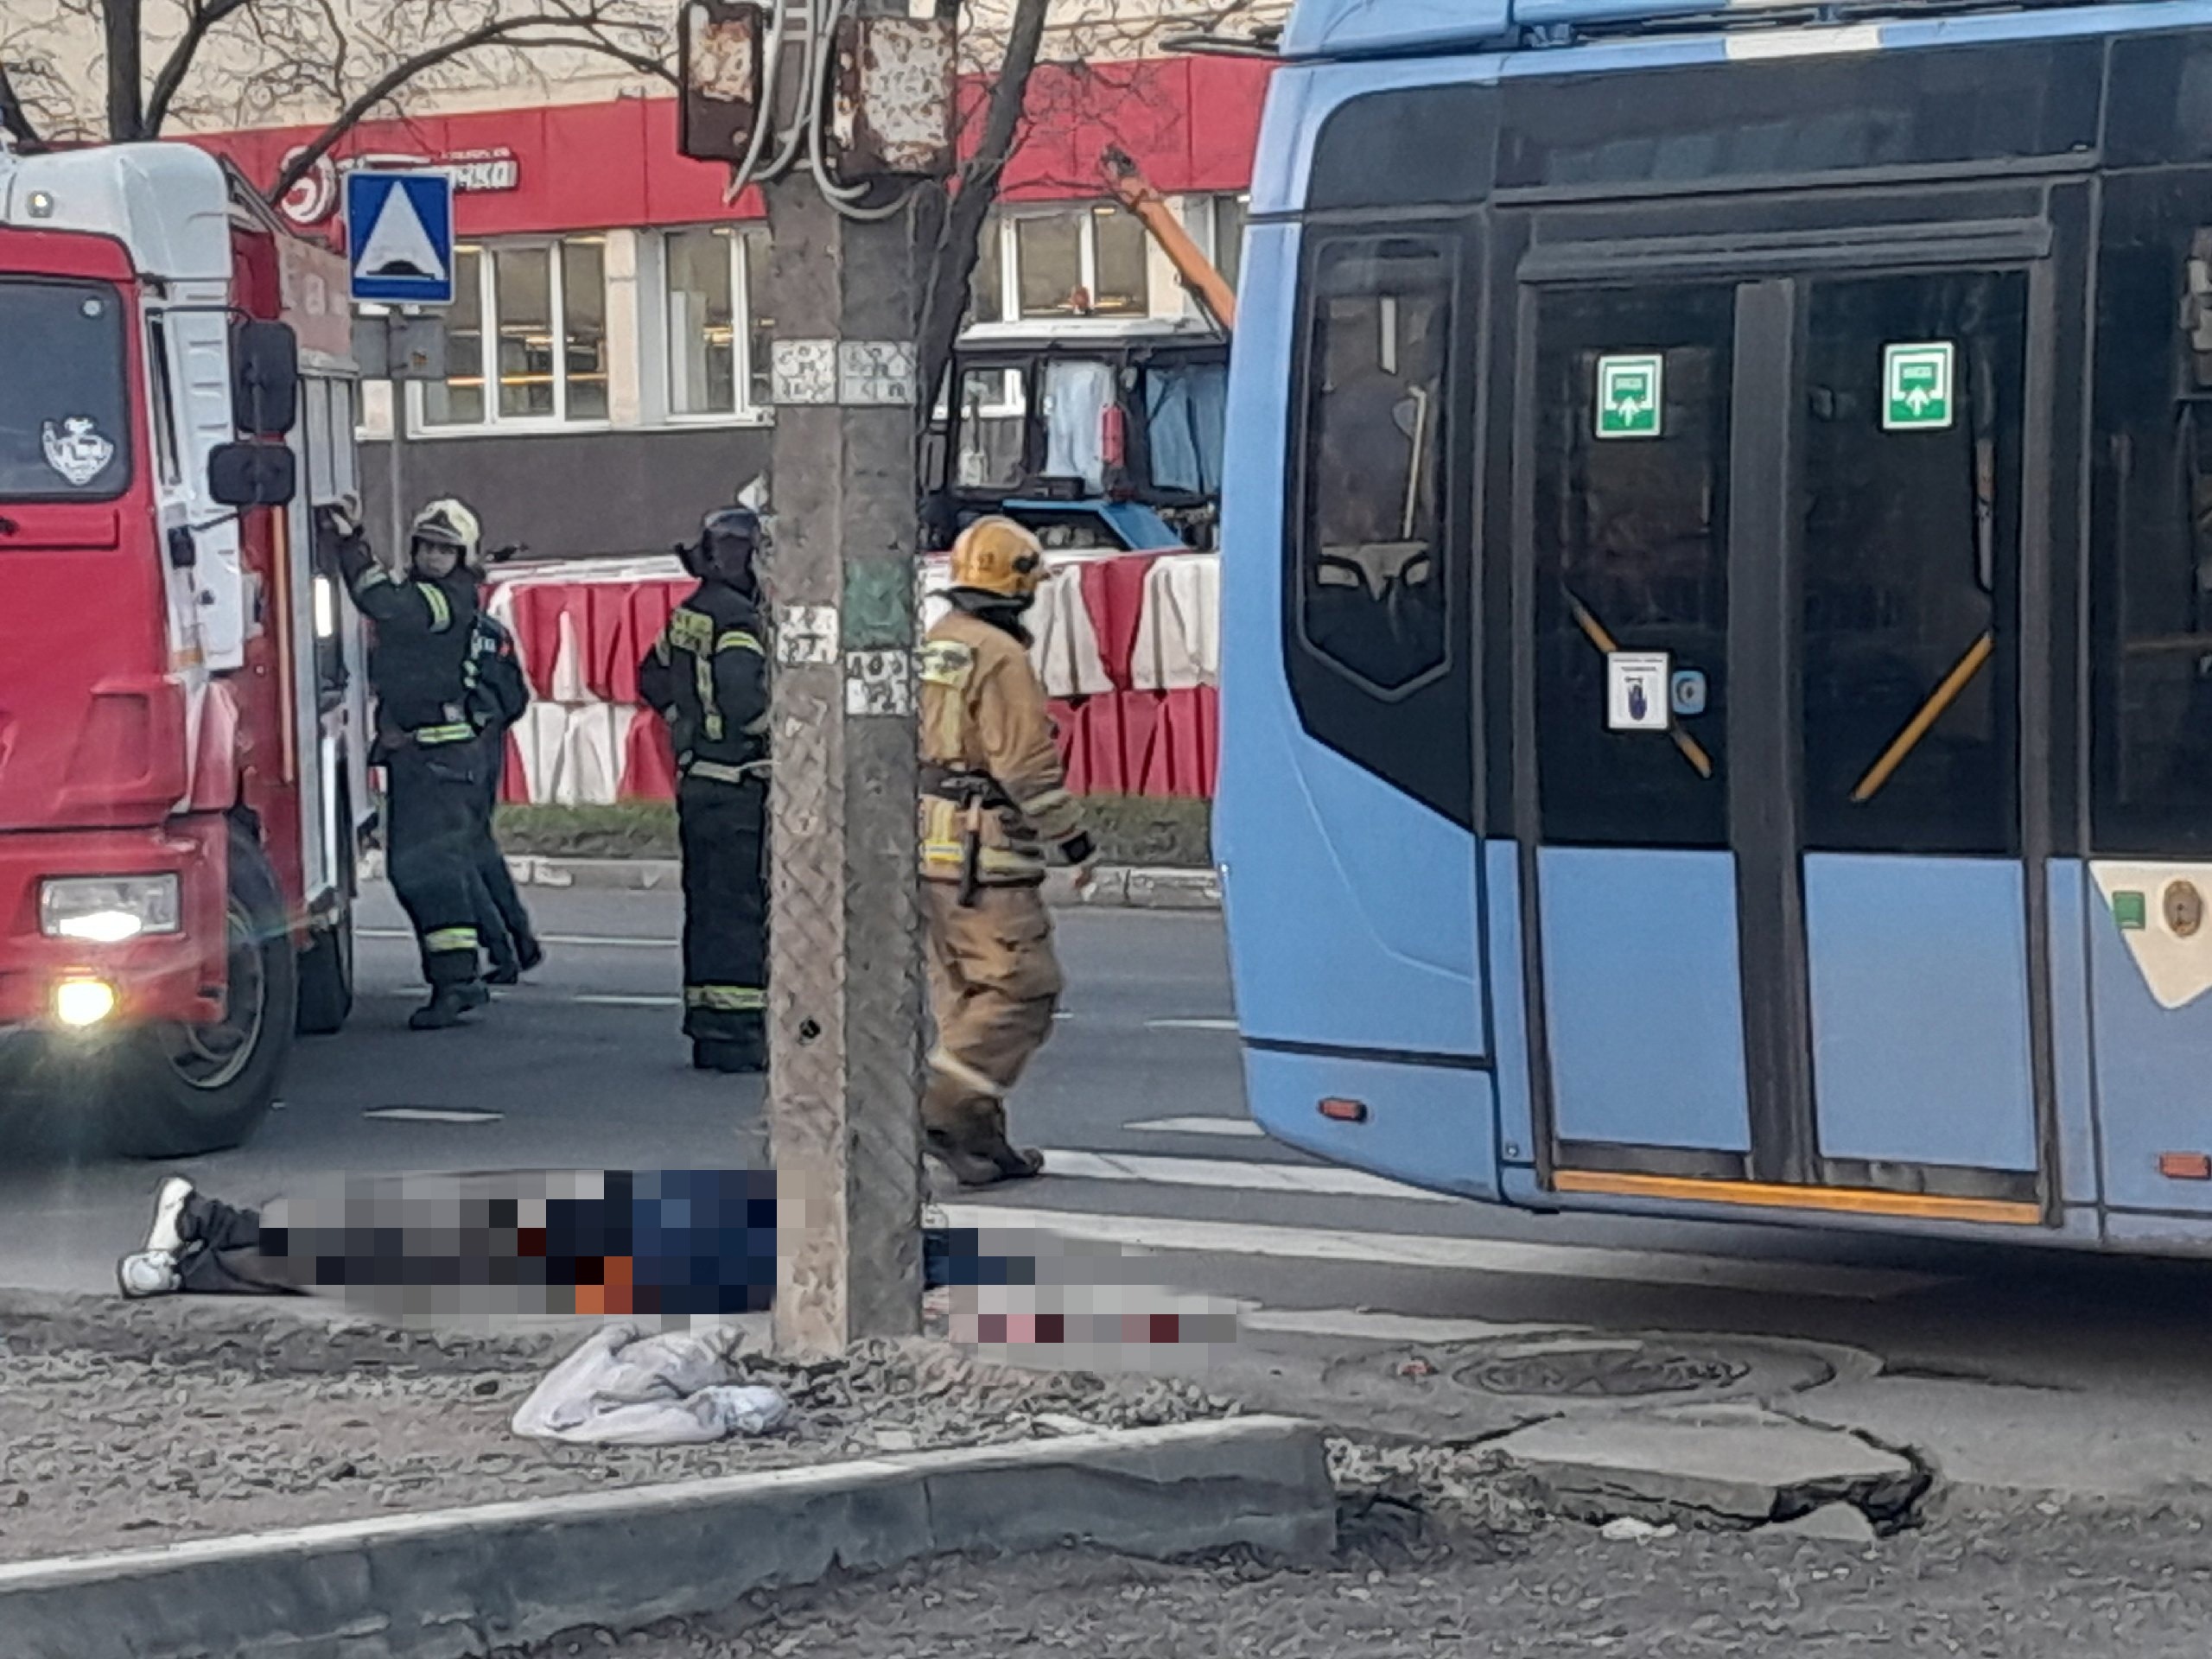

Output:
xmin=1101 ymin=145 xmax=1236 ymax=335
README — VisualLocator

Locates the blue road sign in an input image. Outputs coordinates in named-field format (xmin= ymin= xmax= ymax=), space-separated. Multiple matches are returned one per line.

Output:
xmin=346 ymin=171 xmax=454 ymax=307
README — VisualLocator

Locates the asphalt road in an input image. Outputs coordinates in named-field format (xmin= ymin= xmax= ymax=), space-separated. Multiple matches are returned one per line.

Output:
xmin=3 ymin=883 xmax=2212 ymax=1503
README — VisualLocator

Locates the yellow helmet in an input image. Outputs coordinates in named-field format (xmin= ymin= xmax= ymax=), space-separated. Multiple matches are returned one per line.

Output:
xmin=949 ymin=515 xmax=1049 ymax=599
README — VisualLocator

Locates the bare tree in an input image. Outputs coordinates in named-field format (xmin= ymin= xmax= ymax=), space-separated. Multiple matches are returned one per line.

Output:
xmin=912 ymin=0 xmax=1273 ymax=413
xmin=912 ymin=0 xmax=1052 ymax=426
xmin=0 ymin=0 xmax=673 ymax=188
xmin=0 ymin=61 xmax=44 ymax=149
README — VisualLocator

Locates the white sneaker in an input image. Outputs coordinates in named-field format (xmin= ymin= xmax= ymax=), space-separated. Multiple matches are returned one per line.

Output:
xmin=116 ymin=1249 xmax=181 ymax=1299
xmin=140 ymin=1175 xmax=195 ymax=1257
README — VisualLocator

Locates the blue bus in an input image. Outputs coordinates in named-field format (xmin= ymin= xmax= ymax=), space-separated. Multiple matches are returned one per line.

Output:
xmin=1218 ymin=0 xmax=2212 ymax=1255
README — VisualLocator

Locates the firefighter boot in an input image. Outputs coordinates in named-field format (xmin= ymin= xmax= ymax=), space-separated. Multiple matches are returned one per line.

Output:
xmin=922 ymin=1089 xmax=1044 ymax=1188
xmin=410 ymin=980 xmax=490 ymax=1031
xmin=488 ymin=934 xmax=545 ymax=986
xmin=693 ymin=1036 xmax=766 ymax=1074
xmin=923 ymin=1127 xmax=1014 ymax=1187
xmin=974 ymin=1098 xmax=1046 ymax=1183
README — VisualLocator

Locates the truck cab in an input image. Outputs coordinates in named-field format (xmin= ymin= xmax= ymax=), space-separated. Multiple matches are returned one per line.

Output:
xmin=0 ymin=140 xmax=370 ymax=1155
xmin=925 ymin=319 xmax=1230 ymax=555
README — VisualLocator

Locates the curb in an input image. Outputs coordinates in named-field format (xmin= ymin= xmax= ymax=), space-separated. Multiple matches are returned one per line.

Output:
xmin=360 ymin=851 xmax=1222 ymax=910
xmin=0 ymin=1416 xmax=1330 ymax=1659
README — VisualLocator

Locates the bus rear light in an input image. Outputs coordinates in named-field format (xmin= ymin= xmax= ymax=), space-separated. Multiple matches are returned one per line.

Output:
xmin=2158 ymin=1153 xmax=2212 ymax=1181
xmin=1318 ymin=1096 xmax=1368 ymax=1123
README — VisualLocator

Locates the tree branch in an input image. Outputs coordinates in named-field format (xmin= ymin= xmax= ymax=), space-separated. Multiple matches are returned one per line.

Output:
xmin=914 ymin=0 xmax=1049 ymax=429
xmin=0 ymin=60 xmax=43 ymax=150
xmin=267 ymin=13 xmax=665 ymax=201
xmin=144 ymin=0 xmax=256 ymax=136
xmin=103 ymin=0 xmax=145 ymax=141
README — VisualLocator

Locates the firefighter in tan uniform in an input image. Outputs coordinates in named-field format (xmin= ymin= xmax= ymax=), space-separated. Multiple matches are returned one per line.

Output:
xmin=918 ymin=518 xmax=1096 ymax=1187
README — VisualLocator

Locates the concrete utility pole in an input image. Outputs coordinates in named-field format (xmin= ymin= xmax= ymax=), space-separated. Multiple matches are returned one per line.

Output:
xmin=688 ymin=0 xmax=953 ymax=1352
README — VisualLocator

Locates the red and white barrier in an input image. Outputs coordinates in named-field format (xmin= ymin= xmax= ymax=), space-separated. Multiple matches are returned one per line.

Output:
xmin=482 ymin=550 xmax=1222 ymax=806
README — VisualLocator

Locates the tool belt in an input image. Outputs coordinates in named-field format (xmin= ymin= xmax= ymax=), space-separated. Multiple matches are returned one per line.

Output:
xmin=683 ymin=756 xmax=770 ymax=786
xmin=919 ymin=764 xmax=1013 ymax=810
xmin=374 ymin=709 xmax=476 ymax=761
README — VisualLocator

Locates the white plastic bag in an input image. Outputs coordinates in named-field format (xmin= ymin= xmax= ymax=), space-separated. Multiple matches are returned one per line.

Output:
xmin=511 ymin=1321 xmax=790 ymax=1446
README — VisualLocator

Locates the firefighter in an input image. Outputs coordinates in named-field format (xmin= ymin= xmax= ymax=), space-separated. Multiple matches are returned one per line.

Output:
xmin=317 ymin=497 xmax=491 ymax=1030
xmin=918 ymin=515 xmax=1095 ymax=1187
xmin=639 ymin=507 xmax=771 ymax=1073
xmin=461 ymin=582 xmax=543 ymax=984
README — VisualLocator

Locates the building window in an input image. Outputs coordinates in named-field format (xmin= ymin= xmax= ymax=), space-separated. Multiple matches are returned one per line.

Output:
xmin=1215 ymin=194 xmax=1249 ymax=294
xmin=969 ymin=206 xmax=1152 ymax=322
xmin=420 ymin=236 xmax=610 ymax=431
xmin=969 ymin=211 xmax=1006 ymax=326
xmin=664 ymin=226 xmax=773 ymax=419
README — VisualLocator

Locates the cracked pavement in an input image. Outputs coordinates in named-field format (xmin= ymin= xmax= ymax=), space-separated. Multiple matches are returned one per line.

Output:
xmin=505 ymin=1502 xmax=2212 ymax=1658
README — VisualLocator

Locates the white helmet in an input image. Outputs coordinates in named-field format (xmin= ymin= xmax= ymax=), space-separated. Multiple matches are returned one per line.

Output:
xmin=409 ymin=498 xmax=483 ymax=572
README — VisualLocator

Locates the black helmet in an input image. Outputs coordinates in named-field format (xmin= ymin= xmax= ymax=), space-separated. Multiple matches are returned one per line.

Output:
xmin=693 ymin=505 xmax=762 ymax=591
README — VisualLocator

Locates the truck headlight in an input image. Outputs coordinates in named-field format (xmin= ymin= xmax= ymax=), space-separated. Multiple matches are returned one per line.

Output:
xmin=39 ymin=875 xmax=182 ymax=942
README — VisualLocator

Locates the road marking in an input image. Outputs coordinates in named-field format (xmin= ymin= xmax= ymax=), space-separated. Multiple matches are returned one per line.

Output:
xmin=1125 ymin=1116 xmax=1266 ymax=1139
xmin=1237 ymin=1306 xmax=1567 ymax=1344
xmin=1037 ymin=1148 xmax=1451 ymax=1204
xmin=573 ymin=994 xmax=682 ymax=1008
xmin=1144 ymin=1017 xmax=1240 ymax=1033
xmin=361 ymin=929 xmax=676 ymax=950
xmin=363 ymin=1107 xmax=505 ymax=1124
xmin=936 ymin=1205 xmax=1949 ymax=1301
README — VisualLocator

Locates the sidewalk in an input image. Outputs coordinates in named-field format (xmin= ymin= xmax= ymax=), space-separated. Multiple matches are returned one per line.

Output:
xmin=360 ymin=850 xmax=1222 ymax=911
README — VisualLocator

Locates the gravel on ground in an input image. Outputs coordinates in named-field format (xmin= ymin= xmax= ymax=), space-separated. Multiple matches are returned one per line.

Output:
xmin=499 ymin=1500 xmax=2212 ymax=1659
xmin=0 ymin=1293 xmax=1234 ymax=1563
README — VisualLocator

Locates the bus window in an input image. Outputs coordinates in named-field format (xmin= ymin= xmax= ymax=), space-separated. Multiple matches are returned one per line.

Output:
xmin=1799 ymin=271 xmax=2024 ymax=857
xmin=1298 ymin=238 xmax=1452 ymax=697
xmin=1532 ymin=287 xmax=1732 ymax=850
xmin=2094 ymin=174 xmax=2212 ymax=855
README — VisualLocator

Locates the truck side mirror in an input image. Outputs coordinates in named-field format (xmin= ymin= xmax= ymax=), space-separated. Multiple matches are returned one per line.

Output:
xmin=208 ymin=441 xmax=297 ymax=508
xmin=232 ymin=321 xmax=301 ymax=436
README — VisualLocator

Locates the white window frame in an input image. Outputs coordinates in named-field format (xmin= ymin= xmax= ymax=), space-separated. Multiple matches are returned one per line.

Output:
xmin=410 ymin=235 xmax=612 ymax=437
xmin=982 ymin=204 xmax=1154 ymax=325
xmin=659 ymin=225 xmax=773 ymax=428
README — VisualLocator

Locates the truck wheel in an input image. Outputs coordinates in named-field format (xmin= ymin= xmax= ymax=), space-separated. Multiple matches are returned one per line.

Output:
xmin=107 ymin=822 xmax=299 ymax=1158
xmin=296 ymin=811 xmax=356 ymax=1036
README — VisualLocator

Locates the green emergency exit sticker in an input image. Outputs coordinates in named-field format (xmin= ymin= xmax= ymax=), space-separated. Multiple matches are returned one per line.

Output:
xmin=1884 ymin=341 xmax=1955 ymax=430
xmin=2113 ymin=889 xmax=2148 ymax=931
xmin=1596 ymin=354 xmax=1663 ymax=440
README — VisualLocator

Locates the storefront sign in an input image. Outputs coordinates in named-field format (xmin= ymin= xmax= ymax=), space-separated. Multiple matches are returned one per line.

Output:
xmin=279 ymin=145 xmax=520 ymax=227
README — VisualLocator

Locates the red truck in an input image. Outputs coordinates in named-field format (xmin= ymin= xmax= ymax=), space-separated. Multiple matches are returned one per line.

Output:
xmin=0 ymin=139 xmax=372 ymax=1154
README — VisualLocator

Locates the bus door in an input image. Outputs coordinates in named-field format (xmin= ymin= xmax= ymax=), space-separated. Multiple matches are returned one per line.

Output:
xmin=1513 ymin=210 xmax=2056 ymax=1225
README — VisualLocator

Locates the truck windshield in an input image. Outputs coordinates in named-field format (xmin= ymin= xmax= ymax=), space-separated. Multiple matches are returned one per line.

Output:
xmin=0 ymin=279 xmax=131 ymax=501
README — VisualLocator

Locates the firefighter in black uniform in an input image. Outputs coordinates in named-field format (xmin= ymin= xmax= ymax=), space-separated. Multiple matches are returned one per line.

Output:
xmin=462 ymin=585 xmax=543 ymax=984
xmin=639 ymin=508 xmax=772 ymax=1073
xmin=317 ymin=498 xmax=492 ymax=1030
